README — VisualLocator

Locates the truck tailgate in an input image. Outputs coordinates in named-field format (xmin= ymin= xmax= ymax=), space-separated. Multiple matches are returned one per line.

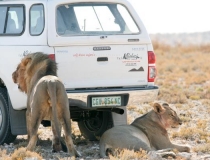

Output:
xmin=55 ymin=45 xmax=148 ymax=89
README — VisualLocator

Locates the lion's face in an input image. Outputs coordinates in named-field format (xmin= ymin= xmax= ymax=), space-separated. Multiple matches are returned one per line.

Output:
xmin=12 ymin=57 xmax=31 ymax=93
xmin=12 ymin=65 xmax=18 ymax=83
xmin=153 ymin=103 xmax=182 ymax=128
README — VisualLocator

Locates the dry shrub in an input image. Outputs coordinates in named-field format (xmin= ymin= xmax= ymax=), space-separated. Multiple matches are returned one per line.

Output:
xmin=197 ymin=119 xmax=208 ymax=129
xmin=175 ymin=103 xmax=183 ymax=108
xmin=109 ymin=148 xmax=148 ymax=160
xmin=152 ymin=41 xmax=171 ymax=55
xmin=127 ymin=105 xmax=138 ymax=111
xmin=0 ymin=149 xmax=10 ymax=160
xmin=193 ymin=143 xmax=210 ymax=153
xmin=200 ymin=99 xmax=210 ymax=114
xmin=201 ymin=99 xmax=210 ymax=105
xmin=127 ymin=105 xmax=146 ymax=115
xmin=189 ymin=95 xmax=200 ymax=100
xmin=153 ymin=41 xmax=210 ymax=54
xmin=154 ymin=41 xmax=210 ymax=89
xmin=184 ymin=85 xmax=210 ymax=101
xmin=200 ymin=85 xmax=210 ymax=99
xmin=157 ymin=87 xmax=187 ymax=104
xmin=179 ymin=115 xmax=191 ymax=123
xmin=11 ymin=147 xmax=42 ymax=160
xmin=0 ymin=148 xmax=43 ymax=160
xmin=172 ymin=120 xmax=210 ymax=142
xmin=154 ymin=41 xmax=210 ymax=104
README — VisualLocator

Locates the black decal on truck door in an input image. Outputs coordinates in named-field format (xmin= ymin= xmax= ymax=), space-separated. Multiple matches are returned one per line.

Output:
xmin=129 ymin=66 xmax=144 ymax=72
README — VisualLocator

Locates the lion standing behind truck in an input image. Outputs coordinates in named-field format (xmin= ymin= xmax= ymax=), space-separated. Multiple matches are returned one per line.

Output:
xmin=12 ymin=52 xmax=80 ymax=157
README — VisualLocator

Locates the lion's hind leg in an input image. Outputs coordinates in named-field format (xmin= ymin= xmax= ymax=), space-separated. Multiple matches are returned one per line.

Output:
xmin=51 ymin=118 xmax=62 ymax=152
xmin=60 ymin=111 xmax=81 ymax=157
xmin=26 ymin=111 xmax=43 ymax=151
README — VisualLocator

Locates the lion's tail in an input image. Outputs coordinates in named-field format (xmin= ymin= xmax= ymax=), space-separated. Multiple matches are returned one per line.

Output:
xmin=47 ymin=81 xmax=61 ymax=139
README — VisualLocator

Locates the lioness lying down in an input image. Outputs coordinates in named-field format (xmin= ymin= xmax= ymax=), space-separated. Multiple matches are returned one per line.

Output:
xmin=99 ymin=102 xmax=190 ymax=158
xmin=12 ymin=53 xmax=80 ymax=157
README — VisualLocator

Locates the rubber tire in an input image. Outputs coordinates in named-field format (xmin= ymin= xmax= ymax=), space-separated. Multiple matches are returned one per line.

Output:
xmin=78 ymin=111 xmax=113 ymax=141
xmin=0 ymin=88 xmax=17 ymax=144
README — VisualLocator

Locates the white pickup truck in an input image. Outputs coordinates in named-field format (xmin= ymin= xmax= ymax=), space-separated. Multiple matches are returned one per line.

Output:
xmin=0 ymin=0 xmax=158 ymax=144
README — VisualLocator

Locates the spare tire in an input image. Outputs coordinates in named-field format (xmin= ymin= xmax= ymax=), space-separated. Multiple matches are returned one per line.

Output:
xmin=78 ymin=111 xmax=113 ymax=141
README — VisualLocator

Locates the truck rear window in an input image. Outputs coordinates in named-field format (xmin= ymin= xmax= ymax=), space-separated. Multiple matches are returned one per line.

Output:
xmin=0 ymin=5 xmax=25 ymax=35
xmin=56 ymin=3 xmax=139 ymax=36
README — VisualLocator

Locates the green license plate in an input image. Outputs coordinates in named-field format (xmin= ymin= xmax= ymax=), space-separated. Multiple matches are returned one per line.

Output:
xmin=92 ymin=96 xmax=121 ymax=107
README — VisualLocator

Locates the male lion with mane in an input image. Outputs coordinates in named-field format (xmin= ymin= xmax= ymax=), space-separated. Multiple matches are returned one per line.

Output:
xmin=12 ymin=52 xmax=80 ymax=157
xmin=99 ymin=102 xmax=190 ymax=159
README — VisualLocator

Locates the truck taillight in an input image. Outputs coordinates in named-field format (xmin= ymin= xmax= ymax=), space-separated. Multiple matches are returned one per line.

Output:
xmin=148 ymin=51 xmax=155 ymax=63
xmin=148 ymin=51 xmax=156 ymax=82
xmin=148 ymin=66 xmax=156 ymax=82
xmin=48 ymin=54 xmax=55 ymax=61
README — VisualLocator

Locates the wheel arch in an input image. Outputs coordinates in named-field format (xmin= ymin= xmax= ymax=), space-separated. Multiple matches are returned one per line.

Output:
xmin=0 ymin=78 xmax=6 ymax=88
xmin=0 ymin=79 xmax=27 ymax=136
xmin=8 ymin=94 xmax=27 ymax=135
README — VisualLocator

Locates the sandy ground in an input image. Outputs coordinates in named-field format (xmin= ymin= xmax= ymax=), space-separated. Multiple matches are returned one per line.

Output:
xmin=1 ymin=97 xmax=210 ymax=160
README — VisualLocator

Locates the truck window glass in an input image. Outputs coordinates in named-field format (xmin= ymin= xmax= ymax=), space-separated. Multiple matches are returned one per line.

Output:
xmin=117 ymin=4 xmax=139 ymax=33
xmin=30 ymin=4 xmax=44 ymax=35
xmin=0 ymin=7 xmax=7 ymax=34
xmin=0 ymin=6 xmax=24 ymax=35
xmin=56 ymin=3 xmax=139 ymax=36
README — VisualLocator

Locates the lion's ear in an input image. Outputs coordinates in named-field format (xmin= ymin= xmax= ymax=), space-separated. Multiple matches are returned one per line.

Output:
xmin=153 ymin=103 xmax=166 ymax=114
xmin=22 ymin=57 xmax=31 ymax=66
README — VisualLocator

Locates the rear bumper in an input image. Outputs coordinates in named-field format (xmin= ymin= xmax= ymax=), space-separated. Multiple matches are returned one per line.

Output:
xmin=67 ymin=86 xmax=159 ymax=107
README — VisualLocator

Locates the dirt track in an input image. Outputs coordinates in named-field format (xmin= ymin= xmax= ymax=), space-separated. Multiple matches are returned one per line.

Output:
xmin=1 ymin=98 xmax=210 ymax=159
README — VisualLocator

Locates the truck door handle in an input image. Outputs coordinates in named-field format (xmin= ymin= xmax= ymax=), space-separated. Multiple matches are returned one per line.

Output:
xmin=97 ymin=57 xmax=108 ymax=62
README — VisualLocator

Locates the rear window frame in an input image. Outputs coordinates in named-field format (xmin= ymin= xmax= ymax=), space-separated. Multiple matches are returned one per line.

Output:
xmin=0 ymin=4 xmax=25 ymax=36
xmin=56 ymin=2 xmax=141 ymax=37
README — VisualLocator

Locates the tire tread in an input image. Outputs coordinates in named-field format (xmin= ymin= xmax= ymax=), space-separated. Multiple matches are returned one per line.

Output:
xmin=0 ymin=87 xmax=17 ymax=144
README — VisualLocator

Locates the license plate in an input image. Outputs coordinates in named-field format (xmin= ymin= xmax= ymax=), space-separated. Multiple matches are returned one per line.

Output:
xmin=92 ymin=96 xmax=121 ymax=107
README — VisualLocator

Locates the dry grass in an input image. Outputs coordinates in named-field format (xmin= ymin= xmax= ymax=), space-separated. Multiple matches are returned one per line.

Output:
xmin=0 ymin=147 xmax=43 ymax=160
xmin=154 ymin=41 xmax=210 ymax=103
xmin=109 ymin=148 xmax=148 ymax=160
xmin=171 ymin=119 xmax=210 ymax=142
xmin=11 ymin=147 xmax=43 ymax=160
xmin=0 ymin=149 xmax=10 ymax=160
xmin=193 ymin=143 xmax=210 ymax=153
